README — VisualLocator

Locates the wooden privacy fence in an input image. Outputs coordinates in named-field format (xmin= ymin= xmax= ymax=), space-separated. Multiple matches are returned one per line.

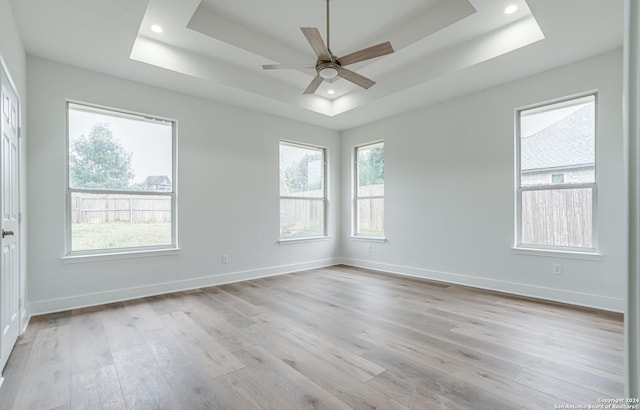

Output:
xmin=357 ymin=184 xmax=384 ymax=234
xmin=71 ymin=194 xmax=171 ymax=224
xmin=280 ymin=199 xmax=324 ymax=234
xmin=357 ymin=199 xmax=384 ymax=233
xmin=521 ymin=188 xmax=592 ymax=248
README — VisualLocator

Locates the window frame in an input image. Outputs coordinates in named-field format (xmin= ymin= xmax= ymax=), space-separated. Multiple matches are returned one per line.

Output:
xmin=353 ymin=140 xmax=385 ymax=238
xmin=514 ymin=92 xmax=598 ymax=253
xmin=64 ymin=100 xmax=178 ymax=257
xmin=278 ymin=140 xmax=328 ymax=240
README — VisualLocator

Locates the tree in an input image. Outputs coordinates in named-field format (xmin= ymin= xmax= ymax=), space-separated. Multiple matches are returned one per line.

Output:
xmin=283 ymin=153 xmax=322 ymax=193
xmin=358 ymin=145 xmax=384 ymax=186
xmin=69 ymin=123 xmax=134 ymax=189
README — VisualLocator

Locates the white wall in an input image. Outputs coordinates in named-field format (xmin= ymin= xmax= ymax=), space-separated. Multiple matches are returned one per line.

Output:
xmin=0 ymin=0 xmax=28 ymax=327
xmin=0 ymin=0 xmax=25 ymax=86
xmin=26 ymin=56 xmax=341 ymax=314
xmin=25 ymin=47 xmax=626 ymax=313
xmin=341 ymin=49 xmax=626 ymax=312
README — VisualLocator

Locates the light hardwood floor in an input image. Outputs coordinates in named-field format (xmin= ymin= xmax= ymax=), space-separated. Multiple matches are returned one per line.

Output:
xmin=0 ymin=265 xmax=625 ymax=409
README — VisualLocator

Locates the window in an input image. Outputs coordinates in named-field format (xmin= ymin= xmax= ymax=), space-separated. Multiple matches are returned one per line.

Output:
xmin=516 ymin=94 xmax=596 ymax=250
xmin=66 ymin=102 xmax=176 ymax=254
xmin=354 ymin=142 xmax=384 ymax=236
xmin=551 ymin=173 xmax=565 ymax=184
xmin=279 ymin=141 xmax=326 ymax=238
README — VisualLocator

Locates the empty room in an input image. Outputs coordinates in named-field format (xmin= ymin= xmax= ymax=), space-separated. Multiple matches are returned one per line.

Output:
xmin=0 ymin=0 xmax=638 ymax=408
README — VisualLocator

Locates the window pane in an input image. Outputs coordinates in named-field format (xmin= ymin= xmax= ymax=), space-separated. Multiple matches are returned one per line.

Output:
xmin=357 ymin=143 xmax=384 ymax=196
xmin=521 ymin=188 xmax=592 ymax=248
xmin=68 ymin=103 xmax=173 ymax=191
xmin=551 ymin=173 xmax=565 ymax=184
xmin=71 ymin=192 xmax=172 ymax=251
xmin=520 ymin=96 xmax=594 ymax=187
xmin=280 ymin=198 xmax=324 ymax=237
xmin=279 ymin=143 xmax=324 ymax=198
xmin=357 ymin=198 xmax=384 ymax=236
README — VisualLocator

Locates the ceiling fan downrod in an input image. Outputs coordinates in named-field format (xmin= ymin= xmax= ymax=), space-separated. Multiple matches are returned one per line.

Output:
xmin=326 ymin=0 xmax=331 ymax=53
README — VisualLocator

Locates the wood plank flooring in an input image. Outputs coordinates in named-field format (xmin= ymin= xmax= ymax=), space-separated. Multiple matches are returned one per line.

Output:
xmin=0 ymin=265 xmax=625 ymax=409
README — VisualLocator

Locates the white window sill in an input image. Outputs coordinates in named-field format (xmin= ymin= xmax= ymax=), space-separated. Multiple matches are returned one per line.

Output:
xmin=511 ymin=247 xmax=602 ymax=261
xmin=62 ymin=247 xmax=181 ymax=263
xmin=349 ymin=236 xmax=388 ymax=243
xmin=278 ymin=236 xmax=331 ymax=245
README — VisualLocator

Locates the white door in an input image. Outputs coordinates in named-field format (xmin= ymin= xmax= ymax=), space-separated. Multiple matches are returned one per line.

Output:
xmin=0 ymin=62 xmax=20 ymax=373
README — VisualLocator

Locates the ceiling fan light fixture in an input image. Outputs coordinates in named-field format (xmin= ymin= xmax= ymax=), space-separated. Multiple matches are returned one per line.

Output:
xmin=317 ymin=63 xmax=340 ymax=80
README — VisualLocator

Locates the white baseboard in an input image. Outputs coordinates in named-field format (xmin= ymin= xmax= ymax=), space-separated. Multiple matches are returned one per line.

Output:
xmin=29 ymin=258 xmax=339 ymax=316
xmin=29 ymin=256 xmax=623 ymax=316
xmin=339 ymin=258 xmax=624 ymax=313
xmin=20 ymin=312 xmax=30 ymax=335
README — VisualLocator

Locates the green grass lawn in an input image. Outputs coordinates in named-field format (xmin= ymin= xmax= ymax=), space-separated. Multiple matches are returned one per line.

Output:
xmin=72 ymin=223 xmax=171 ymax=251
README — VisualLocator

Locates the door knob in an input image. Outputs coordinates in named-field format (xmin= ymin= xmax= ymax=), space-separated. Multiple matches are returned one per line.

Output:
xmin=2 ymin=229 xmax=14 ymax=238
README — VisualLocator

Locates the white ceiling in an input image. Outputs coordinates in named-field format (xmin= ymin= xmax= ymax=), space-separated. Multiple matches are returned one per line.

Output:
xmin=10 ymin=0 xmax=623 ymax=131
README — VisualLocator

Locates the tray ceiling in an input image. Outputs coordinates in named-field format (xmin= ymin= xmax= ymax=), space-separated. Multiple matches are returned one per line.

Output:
xmin=11 ymin=0 xmax=623 ymax=130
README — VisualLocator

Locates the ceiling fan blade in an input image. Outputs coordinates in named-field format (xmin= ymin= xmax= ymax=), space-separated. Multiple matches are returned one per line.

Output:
xmin=262 ymin=64 xmax=316 ymax=70
xmin=337 ymin=41 xmax=394 ymax=66
xmin=338 ymin=68 xmax=375 ymax=89
xmin=301 ymin=27 xmax=331 ymax=61
xmin=303 ymin=74 xmax=324 ymax=95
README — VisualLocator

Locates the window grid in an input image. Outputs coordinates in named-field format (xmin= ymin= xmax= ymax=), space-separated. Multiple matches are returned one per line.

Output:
xmin=515 ymin=93 xmax=597 ymax=251
xmin=65 ymin=101 xmax=177 ymax=255
xmin=279 ymin=141 xmax=327 ymax=238
xmin=354 ymin=141 xmax=384 ymax=237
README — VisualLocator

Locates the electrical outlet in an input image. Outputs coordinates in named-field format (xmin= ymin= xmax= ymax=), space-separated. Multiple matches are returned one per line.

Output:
xmin=367 ymin=244 xmax=372 ymax=254
xmin=222 ymin=254 xmax=229 ymax=264
xmin=553 ymin=263 xmax=562 ymax=275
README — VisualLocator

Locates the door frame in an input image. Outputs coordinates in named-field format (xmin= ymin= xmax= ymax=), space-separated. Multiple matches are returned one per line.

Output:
xmin=0 ymin=53 xmax=25 ymax=342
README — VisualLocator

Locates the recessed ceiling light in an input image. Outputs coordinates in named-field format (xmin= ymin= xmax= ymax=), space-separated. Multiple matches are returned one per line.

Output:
xmin=151 ymin=25 xmax=163 ymax=34
xmin=327 ymin=89 xmax=335 ymax=95
xmin=504 ymin=5 xmax=518 ymax=14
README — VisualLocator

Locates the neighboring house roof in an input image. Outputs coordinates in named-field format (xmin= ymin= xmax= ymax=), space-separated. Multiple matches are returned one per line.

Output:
xmin=146 ymin=175 xmax=171 ymax=186
xmin=521 ymin=104 xmax=594 ymax=172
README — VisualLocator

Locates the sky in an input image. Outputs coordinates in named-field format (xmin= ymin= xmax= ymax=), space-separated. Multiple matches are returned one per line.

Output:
xmin=520 ymin=102 xmax=590 ymax=138
xmin=68 ymin=104 xmax=173 ymax=185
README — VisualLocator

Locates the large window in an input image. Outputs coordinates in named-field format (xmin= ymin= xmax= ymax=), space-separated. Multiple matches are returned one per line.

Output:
xmin=66 ymin=102 xmax=176 ymax=254
xmin=516 ymin=94 xmax=596 ymax=250
xmin=279 ymin=141 xmax=326 ymax=238
xmin=355 ymin=142 xmax=384 ymax=236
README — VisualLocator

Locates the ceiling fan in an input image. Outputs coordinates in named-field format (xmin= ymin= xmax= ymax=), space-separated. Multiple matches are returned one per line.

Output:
xmin=262 ymin=0 xmax=395 ymax=95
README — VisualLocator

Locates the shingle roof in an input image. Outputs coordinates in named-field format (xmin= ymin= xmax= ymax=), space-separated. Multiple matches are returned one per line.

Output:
xmin=521 ymin=104 xmax=594 ymax=171
xmin=145 ymin=175 xmax=171 ymax=186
